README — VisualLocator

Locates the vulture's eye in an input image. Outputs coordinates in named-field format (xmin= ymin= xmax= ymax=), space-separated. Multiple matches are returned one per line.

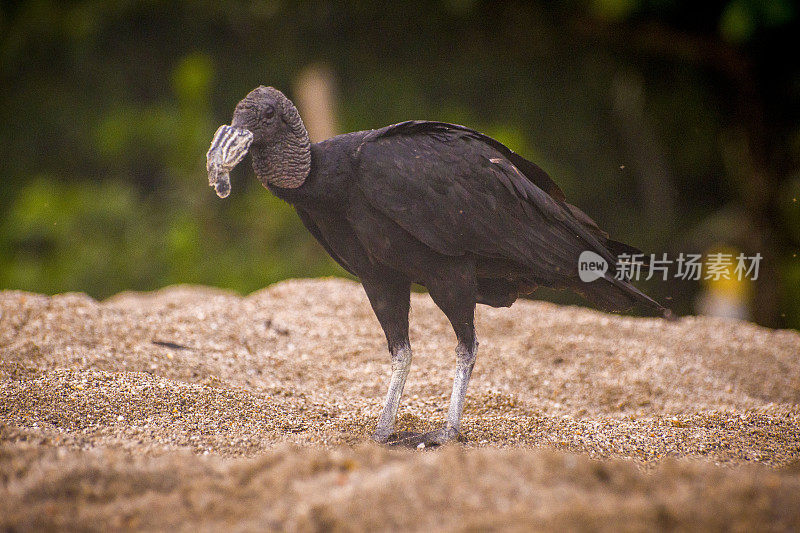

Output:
xmin=263 ymin=105 xmax=275 ymax=119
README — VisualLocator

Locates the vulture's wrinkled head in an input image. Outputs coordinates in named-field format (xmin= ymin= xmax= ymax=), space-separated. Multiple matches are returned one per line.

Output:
xmin=230 ymin=86 xmax=296 ymax=143
xmin=206 ymin=86 xmax=310 ymax=197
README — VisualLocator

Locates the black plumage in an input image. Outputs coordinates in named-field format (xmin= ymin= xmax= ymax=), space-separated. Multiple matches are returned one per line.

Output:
xmin=206 ymin=86 xmax=667 ymax=446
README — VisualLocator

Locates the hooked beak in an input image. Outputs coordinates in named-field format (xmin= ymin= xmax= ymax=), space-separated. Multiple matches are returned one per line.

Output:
xmin=206 ymin=125 xmax=254 ymax=198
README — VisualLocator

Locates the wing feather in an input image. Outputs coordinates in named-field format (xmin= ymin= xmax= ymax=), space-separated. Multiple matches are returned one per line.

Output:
xmin=360 ymin=121 xmax=623 ymax=268
xmin=355 ymin=131 xmax=613 ymax=282
xmin=372 ymin=121 xmax=567 ymax=201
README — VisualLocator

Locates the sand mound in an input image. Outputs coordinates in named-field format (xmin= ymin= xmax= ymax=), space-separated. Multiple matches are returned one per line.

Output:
xmin=1 ymin=278 xmax=799 ymax=529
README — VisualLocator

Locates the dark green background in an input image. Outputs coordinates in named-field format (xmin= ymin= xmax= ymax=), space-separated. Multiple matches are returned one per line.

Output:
xmin=1 ymin=1 xmax=798 ymax=328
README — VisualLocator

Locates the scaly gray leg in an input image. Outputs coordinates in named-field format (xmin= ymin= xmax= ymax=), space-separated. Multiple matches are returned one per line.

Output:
xmin=394 ymin=261 xmax=478 ymax=448
xmin=442 ymin=337 xmax=478 ymax=437
xmin=372 ymin=342 xmax=412 ymax=442
xmin=360 ymin=276 xmax=412 ymax=444
xmin=392 ymin=337 xmax=478 ymax=447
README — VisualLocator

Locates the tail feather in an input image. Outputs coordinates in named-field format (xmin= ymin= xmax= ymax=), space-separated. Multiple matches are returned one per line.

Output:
xmin=605 ymin=239 xmax=650 ymax=267
xmin=565 ymin=203 xmax=651 ymax=267
xmin=573 ymin=274 xmax=671 ymax=319
xmin=557 ymin=202 xmax=670 ymax=318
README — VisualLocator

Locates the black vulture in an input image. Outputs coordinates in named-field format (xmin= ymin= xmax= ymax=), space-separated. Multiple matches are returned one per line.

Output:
xmin=206 ymin=86 xmax=668 ymax=447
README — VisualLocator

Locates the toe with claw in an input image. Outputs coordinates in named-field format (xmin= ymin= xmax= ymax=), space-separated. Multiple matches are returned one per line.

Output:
xmin=388 ymin=426 xmax=465 ymax=449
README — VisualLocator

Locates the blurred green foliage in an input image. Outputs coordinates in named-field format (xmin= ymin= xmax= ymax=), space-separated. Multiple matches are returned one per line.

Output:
xmin=0 ymin=1 xmax=798 ymax=328
xmin=720 ymin=0 xmax=795 ymax=41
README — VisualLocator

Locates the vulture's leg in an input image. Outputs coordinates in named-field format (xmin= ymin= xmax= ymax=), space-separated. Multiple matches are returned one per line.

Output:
xmin=361 ymin=277 xmax=412 ymax=443
xmin=428 ymin=290 xmax=477 ymax=445
xmin=396 ymin=264 xmax=478 ymax=447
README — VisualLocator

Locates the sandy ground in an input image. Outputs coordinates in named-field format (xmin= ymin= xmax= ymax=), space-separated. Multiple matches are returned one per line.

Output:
xmin=1 ymin=278 xmax=799 ymax=530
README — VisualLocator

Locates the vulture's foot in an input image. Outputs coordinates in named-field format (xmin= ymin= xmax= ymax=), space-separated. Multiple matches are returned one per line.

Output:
xmin=371 ymin=430 xmax=414 ymax=444
xmin=372 ymin=430 xmax=421 ymax=444
xmin=386 ymin=426 xmax=466 ymax=449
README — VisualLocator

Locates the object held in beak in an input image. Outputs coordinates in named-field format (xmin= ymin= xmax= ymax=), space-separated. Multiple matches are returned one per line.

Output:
xmin=206 ymin=125 xmax=254 ymax=198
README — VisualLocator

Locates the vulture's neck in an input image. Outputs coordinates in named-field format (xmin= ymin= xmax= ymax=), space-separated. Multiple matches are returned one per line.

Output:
xmin=251 ymin=127 xmax=311 ymax=189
